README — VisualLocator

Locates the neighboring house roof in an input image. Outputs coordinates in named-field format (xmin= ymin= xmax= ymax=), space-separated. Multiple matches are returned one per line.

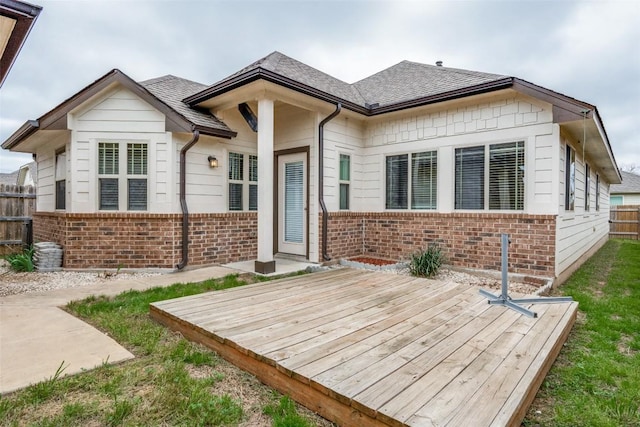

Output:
xmin=1 ymin=68 xmax=236 ymax=151
xmin=0 ymin=0 xmax=41 ymax=87
xmin=16 ymin=160 xmax=35 ymax=185
xmin=0 ymin=170 xmax=18 ymax=185
xmin=610 ymin=171 xmax=640 ymax=194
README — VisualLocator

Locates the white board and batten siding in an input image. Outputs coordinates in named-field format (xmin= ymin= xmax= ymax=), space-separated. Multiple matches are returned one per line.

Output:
xmin=556 ymin=134 xmax=611 ymax=275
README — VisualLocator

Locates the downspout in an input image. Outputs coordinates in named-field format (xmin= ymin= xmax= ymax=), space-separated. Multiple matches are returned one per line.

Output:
xmin=318 ymin=103 xmax=341 ymax=261
xmin=176 ymin=129 xmax=200 ymax=270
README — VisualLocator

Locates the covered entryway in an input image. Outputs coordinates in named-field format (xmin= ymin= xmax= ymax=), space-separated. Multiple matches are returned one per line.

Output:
xmin=277 ymin=151 xmax=307 ymax=257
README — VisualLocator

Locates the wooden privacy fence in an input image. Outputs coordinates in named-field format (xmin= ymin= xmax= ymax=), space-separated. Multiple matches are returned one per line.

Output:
xmin=609 ymin=205 xmax=640 ymax=240
xmin=0 ymin=184 xmax=36 ymax=255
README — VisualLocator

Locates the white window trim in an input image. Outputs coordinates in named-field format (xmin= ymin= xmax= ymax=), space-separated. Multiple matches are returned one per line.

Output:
xmin=453 ymin=140 xmax=526 ymax=212
xmin=339 ymin=153 xmax=351 ymax=210
xmin=96 ymin=140 xmax=149 ymax=212
xmin=384 ymin=150 xmax=438 ymax=211
xmin=227 ymin=151 xmax=258 ymax=212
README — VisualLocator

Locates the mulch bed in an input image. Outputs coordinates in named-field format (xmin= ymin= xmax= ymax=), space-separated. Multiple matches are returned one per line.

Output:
xmin=348 ymin=257 xmax=399 ymax=266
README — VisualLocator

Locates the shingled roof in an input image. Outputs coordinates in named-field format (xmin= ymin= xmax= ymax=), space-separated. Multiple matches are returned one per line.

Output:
xmin=611 ymin=171 xmax=640 ymax=194
xmin=353 ymin=60 xmax=507 ymax=108
xmin=139 ymin=74 xmax=233 ymax=134
xmin=185 ymin=51 xmax=513 ymax=114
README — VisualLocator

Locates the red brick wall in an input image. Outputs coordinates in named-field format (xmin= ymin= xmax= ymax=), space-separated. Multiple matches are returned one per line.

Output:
xmin=324 ymin=212 xmax=556 ymax=277
xmin=32 ymin=212 xmax=257 ymax=269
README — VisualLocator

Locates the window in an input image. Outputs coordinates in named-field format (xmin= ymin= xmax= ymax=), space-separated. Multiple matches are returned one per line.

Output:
xmin=595 ymin=174 xmax=600 ymax=211
xmin=339 ymin=154 xmax=350 ymax=210
xmin=565 ymin=145 xmax=575 ymax=211
xmin=386 ymin=155 xmax=408 ymax=209
xmin=455 ymin=146 xmax=484 ymax=210
xmin=489 ymin=142 xmax=524 ymax=210
xmin=411 ymin=151 xmax=437 ymax=209
xmin=98 ymin=142 xmax=147 ymax=211
xmin=228 ymin=152 xmax=257 ymax=211
xmin=610 ymin=195 xmax=623 ymax=206
xmin=386 ymin=151 xmax=437 ymax=210
xmin=55 ymin=150 xmax=66 ymax=210
xmin=455 ymin=141 xmax=525 ymax=210
xmin=584 ymin=163 xmax=590 ymax=211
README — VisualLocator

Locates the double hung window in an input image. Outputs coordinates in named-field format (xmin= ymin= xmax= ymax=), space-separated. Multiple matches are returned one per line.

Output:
xmin=454 ymin=141 xmax=524 ymax=210
xmin=385 ymin=151 xmax=437 ymax=210
xmin=339 ymin=154 xmax=350 ymax=210
xmin=98 ymin=142 xmax=148 ymax=211
xmin=228 ymin=152 xmax=257 ymax=211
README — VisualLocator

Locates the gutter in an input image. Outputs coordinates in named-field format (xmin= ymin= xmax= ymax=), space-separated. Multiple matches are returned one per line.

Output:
xmin=318 ymin=103 xmax=341 ymax=261
xmin=1 ymin=120 xmax=39 ymax=150
xmin=176 ymin=129 xmax=200 ymax=270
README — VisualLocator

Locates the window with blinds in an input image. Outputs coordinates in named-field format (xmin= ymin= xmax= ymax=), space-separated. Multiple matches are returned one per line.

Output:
xmin=489 ymin=141 xmax=524 ymax=210
xmin=455 ymin=146 xmax=485 ymax=210
xmin=565 ymin=145 xmax=575 ymax=211
xmin=55 ymin=150 xmax=66 ymax=210
xmin=98 ymin=142 xmax=147 ymax=211
xmin=386 ymin=154 xmax=408 ymax=209
xmin=386 ymin=152 xmax=437 ymax=210
xmin=284 ymin=161 xmax=304 ymax=243
xmin=339 ymin=154 xmax=350 ymax=210
xmin=595 ymin=174 xmax=600 ymax=211
xmin=228 ymin=152 xmax=257 ymax=211
xmin=584 ymin=163 xmax=590 ymax=211
xmin=411 ymin=151 xmax=437 ymax=209
xmin=99 ymin=142 xmax=118 ymax=175
xmin=249 ymin=155 xmax=258 ymax=211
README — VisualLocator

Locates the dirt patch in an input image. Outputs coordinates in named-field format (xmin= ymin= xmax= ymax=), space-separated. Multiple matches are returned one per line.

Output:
xmin=618 ymin=334 xmax=638 ymax=356
xmin=348 ymin=256 xmax=398 ymax=266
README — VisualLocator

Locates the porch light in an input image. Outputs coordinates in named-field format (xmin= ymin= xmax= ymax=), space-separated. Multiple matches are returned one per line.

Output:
xmin=208 ymin=155 xmax=218 ymax=168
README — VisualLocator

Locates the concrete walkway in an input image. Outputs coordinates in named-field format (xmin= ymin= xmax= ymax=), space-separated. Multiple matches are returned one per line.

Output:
xmin=0 ymin=265 xmax=241 ymax=395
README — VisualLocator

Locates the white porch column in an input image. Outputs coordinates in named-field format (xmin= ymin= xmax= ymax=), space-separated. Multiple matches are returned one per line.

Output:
xmin=255 ymin=97 xmax=276 ymax=274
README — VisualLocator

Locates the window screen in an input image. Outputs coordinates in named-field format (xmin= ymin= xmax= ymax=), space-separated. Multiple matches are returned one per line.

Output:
xmin=99 ymin=178 xmax=118 ymax=210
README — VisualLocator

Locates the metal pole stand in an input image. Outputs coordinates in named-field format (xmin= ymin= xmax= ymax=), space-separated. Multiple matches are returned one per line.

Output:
xmin=479 ymin=234 xmax=573 ymax=318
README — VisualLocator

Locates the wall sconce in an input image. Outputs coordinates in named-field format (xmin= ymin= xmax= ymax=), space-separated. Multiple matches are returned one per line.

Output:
xmin=208 ymin=155 xmax=218 ymax=168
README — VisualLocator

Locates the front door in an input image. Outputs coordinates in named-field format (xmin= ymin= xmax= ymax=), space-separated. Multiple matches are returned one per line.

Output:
xmin=278 ymin=152 xmax=307 ymax=256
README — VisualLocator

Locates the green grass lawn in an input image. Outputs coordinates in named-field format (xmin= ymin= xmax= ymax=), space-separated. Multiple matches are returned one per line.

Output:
xmin=525 ymin=239 xmax=640 ymax=426
xmin=0 ymin=273 xmax=329 ymax=427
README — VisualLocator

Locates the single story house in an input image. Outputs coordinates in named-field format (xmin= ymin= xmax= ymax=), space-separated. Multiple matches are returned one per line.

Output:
xmin=610 ymin=171 xmax=640 ymax=206
xmin=2 ymin=51 xmax=621 ymax=283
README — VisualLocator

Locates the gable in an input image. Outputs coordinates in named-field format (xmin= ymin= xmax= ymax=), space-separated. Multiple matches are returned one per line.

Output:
xmin=71 ymin=87 xmax=165 ymax=133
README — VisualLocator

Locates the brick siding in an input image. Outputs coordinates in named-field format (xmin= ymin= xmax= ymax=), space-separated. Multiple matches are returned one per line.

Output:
xmin=32 ymin=212 xmax=257 ymax=269
xmin=323 ymin=212 xmax=556 ymax=277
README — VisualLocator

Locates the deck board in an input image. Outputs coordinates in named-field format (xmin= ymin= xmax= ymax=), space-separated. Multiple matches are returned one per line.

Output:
xmin=150 ymin=268 xmax=577 ymax=427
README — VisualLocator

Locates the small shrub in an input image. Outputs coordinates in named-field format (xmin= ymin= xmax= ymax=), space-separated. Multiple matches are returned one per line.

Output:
xmin=4 ymin=247 xmax=34 ymax=272
xmin=409 ymin=245 xmax=445 ymax=278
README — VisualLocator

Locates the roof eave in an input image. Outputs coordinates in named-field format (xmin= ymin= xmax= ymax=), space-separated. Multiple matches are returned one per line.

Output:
xmin=0 ymin=0 xmax=42 ymax=87
xmin=184 ymin=68 xmax=369 ymax=115
xmin=1 ymin=119 xmax=39 ymax=150
xmin=193 ymin=125 xmax=237 ymax=139
xmin=369 ymin=78 xmax=516 ymax=115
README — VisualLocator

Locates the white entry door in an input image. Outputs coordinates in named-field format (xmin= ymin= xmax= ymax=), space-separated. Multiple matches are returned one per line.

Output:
xmin=278 ymin=152 xmax=307 ymax=256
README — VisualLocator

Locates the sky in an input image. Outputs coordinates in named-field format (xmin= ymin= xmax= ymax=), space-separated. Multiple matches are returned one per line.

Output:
xmin=0 ymin=0 xmax=638 ymax=174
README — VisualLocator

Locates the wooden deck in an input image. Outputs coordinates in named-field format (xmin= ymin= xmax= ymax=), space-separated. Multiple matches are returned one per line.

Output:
xmin=150 ymin=268 xmax=577 ymax=427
